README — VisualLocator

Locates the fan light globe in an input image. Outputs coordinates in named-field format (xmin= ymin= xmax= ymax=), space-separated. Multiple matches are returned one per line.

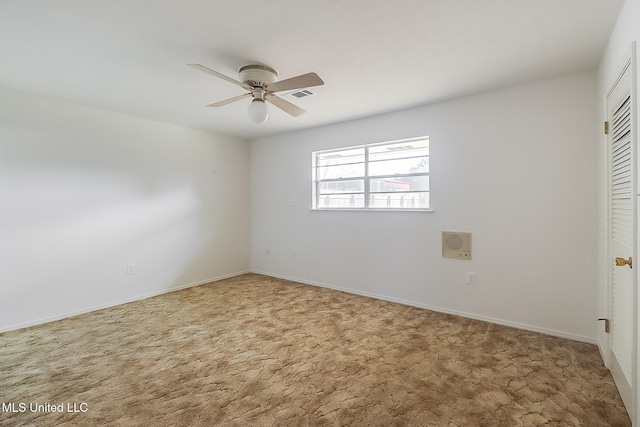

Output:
xmin=247 ymin=99 xmax=268 ymax=123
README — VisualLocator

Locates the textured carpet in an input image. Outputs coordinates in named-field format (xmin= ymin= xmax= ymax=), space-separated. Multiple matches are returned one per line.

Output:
xmin=0 ymin=273 xmax=630 ymax=426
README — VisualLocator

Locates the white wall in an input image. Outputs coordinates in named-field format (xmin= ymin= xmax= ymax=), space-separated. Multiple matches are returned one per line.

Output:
xmin=251 ymin=71 xmax=598 ymax=342
xmin=0 ymin=87 xmax=250 ymax=332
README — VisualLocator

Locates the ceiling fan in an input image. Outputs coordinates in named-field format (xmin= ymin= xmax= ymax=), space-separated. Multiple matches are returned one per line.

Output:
xmin=188 ymin=63 xmax=324 ymax=124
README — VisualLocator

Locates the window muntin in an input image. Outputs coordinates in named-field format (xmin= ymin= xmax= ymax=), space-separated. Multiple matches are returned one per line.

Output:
xmin=313 ymin=137 xmax=429 ymax=210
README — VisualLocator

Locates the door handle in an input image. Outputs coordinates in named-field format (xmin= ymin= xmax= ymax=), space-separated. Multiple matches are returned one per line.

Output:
xmin=615 ymin=256 xmax=633 ymax=268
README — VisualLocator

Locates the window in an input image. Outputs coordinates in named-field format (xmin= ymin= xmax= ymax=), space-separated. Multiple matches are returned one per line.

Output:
xmin=312 ymin=137 xmax=429 ymax=210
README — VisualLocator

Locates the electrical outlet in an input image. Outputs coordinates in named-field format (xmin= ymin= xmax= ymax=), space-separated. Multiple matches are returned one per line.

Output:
xmin=292 ymin=251 xmax=297 ymax=260
xmin=126 ymin=264 xmax=135 ymax=275
xmin=292 ymin=198 xmax=297 ymax=207
xmin=266 ymin=249 xmax=270 ymax=256
xmin=466 ymin=272 xmax=476 ymax=285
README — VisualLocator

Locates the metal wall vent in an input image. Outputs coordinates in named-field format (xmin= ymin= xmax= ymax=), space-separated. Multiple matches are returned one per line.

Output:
xmin=289 ymin=89 xmax=316 ymax=98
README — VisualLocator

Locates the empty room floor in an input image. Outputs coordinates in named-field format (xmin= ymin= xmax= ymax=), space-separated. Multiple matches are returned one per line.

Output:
xmin=0 ymin=274 xmax=630 ymax=426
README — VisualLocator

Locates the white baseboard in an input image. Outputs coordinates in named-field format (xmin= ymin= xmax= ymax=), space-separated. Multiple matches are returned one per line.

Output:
xmin=251 ymin=270 xmax=598 ymax=345
xmin=0 ymin=271 xmax=250 ymax=334
xmin=597 ymin=338 xmax=609 ymax=368
xmin=4 ymin=269 xmax=598 ymax=346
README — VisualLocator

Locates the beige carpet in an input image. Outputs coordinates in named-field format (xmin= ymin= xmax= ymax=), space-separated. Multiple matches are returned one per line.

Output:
xmin=0 ymin=273 xmax=630 ymax=426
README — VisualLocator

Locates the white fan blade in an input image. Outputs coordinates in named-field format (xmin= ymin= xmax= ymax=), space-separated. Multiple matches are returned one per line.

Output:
xmin=266 ymin=94 xmax=306 ymax=117
xmin=207 ymin=93 xmax=251 ymax=107
xmin=266 ymin=72 xmax=324 ymax=93
xmin=188 ymin=64 xmax=252 ymax=90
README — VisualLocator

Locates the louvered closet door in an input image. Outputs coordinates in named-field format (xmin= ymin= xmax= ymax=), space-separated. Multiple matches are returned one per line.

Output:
xmin=608 ymin=59 xmax=634 ymax=412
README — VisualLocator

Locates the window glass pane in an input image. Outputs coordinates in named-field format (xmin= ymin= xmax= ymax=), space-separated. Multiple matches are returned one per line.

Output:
xmin=316 ymin=163 xmax=364 ymax=180
xmin=369 ymin=192 xmax=429 ymax=209
xmin=318 ymin=179 xmax=364 ymax=194
xmin=369 ymin=175 xmax=429 ymax=192
xmin=316 ymin=148 xmax=365 ymax=167
xmin=317 ymin=194 xmax=365 ymax=209
xmin=312 ymin=137 xmax=430 ymax=210
xmin=368 ymin=140 xmax=429 ymax=162
xmin=368 ymin=156 xmax=428 ymax=176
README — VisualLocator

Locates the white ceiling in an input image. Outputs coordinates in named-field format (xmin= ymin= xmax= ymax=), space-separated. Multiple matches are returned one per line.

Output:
xmin=0 ymin=0 xmax=624 ymax=140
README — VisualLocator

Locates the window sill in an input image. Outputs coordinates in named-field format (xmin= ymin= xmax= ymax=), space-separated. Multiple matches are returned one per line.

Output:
xmin=310 ymin=208 xmax=434 ymax=213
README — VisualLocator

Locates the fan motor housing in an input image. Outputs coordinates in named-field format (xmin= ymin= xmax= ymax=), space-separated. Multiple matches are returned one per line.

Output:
xmin=239 ymin=64 xmax=278 ymax=88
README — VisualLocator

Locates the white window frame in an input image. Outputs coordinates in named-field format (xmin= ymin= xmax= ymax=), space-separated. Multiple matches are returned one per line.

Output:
xmin=312 ymin=136 xmax=430 ymax=211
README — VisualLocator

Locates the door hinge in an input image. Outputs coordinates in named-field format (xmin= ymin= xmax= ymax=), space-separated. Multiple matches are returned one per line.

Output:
xmin=598 ymin=318 xmax=610 ymax=333
xmin=604 ymin=121 xmax=609 ymax=135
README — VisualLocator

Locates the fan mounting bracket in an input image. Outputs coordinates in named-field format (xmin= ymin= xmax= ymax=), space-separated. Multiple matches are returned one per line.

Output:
xmin=239 ymin=64 xmax=278 ymax=88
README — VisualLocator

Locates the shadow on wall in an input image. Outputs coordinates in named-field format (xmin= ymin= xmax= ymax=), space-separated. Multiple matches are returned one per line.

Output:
xmin=0 ymin=166 xmax=208 ymax=328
